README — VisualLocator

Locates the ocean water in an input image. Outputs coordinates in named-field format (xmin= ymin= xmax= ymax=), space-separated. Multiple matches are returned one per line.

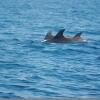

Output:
xmin=0 ymin=0 xmax=100 ymax=98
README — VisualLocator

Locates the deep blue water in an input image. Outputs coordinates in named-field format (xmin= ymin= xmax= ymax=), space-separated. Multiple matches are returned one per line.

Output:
xmin=0 ymin=0 xmax=100 ymax=98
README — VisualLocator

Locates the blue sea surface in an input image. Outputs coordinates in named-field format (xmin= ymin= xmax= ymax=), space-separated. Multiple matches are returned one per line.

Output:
xmin=0 ymin=0 xmax=100 ymax=98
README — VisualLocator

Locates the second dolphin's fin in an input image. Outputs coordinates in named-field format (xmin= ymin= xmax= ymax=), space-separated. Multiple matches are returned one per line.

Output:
xmin=73 ymin=32 xmax=82 ymax=39
xmin=53 ymin=29 xmax=65 ymax=39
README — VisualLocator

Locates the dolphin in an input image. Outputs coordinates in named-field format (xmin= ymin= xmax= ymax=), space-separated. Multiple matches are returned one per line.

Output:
xmin=44 ymin=29 xmax=86 ymax=43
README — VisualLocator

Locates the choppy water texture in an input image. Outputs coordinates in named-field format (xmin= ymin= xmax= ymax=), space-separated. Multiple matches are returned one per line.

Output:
xmin=0 ymin=0 xmax=100 ymax=98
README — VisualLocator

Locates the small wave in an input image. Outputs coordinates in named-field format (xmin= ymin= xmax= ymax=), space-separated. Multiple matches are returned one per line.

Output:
xmin=0 ymin=92 xmax=23 ymax=98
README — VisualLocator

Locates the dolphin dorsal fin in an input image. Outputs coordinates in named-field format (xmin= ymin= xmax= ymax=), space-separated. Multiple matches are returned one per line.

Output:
xmin=73 ymin=32 xmax=82 ymax=39
xmin=44 ymin=31 xmax=53 ymax=40
xmin=53 ymin=29 xmax=65 ymax=39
